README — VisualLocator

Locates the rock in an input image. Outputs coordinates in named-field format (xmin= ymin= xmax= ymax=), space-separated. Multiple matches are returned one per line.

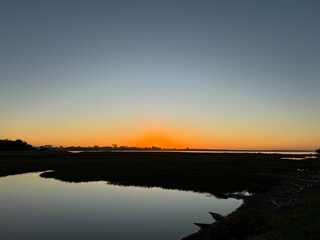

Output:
xmin=209 ymin=212 xmax=224 ymax=221
xmin=194 ymin=223 xmax=211 ymax=229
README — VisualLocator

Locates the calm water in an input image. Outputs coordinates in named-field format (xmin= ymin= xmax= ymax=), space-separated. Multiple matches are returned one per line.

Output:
xmin=0 ymin=172 xmax=242 ymax=240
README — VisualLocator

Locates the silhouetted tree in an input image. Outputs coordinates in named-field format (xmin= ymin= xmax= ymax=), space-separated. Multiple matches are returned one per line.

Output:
xmin=316 ymin=148 xmax=320 ymax=156
xmin=0 ymin=139 xmax=34 ymax=151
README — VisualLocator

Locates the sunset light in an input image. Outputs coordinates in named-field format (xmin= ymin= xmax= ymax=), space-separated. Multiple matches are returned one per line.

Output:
xmin=1 ymin=1 xmax=319 ymax=150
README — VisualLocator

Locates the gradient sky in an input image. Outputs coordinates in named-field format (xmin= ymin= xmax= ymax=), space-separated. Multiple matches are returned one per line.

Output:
xmin=1 ymin=1 xmax=319 ymax=149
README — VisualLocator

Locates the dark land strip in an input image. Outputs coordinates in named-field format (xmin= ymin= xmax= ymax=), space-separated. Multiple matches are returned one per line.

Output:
xmin=0 ymin=151 xmax=319 ymax=239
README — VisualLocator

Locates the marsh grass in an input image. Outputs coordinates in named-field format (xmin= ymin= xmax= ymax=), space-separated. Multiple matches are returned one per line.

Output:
xmin=251 ymin=187 xmax=320 ymax=240
xmin=0 ymin=151 xmax=318 ymax=196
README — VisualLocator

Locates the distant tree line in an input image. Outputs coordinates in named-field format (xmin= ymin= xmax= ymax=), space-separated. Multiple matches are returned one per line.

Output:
xmin=0 ymin=139 xmax=34 ymax=151
xmin=316 ymin=148 xmax=320 ymax=155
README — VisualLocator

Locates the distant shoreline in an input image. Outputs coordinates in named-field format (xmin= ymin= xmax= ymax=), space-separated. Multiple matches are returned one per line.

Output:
xmin=67 ymin=149 xmax=316 ymax=155
xmin=42 ymin=147 xmax=315 ymax=152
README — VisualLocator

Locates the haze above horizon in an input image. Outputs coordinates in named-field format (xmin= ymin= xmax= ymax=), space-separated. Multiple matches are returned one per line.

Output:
xmin=1 ymin=1 xmax=319 ymax=150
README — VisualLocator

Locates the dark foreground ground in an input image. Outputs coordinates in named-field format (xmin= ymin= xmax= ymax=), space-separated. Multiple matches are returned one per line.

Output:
xmin=0 ymin=151 xmax=319 ymax=239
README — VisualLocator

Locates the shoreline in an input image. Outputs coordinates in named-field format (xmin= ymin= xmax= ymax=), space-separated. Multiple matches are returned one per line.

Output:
xmin=182 ymin=168 xmax=320 ymax=239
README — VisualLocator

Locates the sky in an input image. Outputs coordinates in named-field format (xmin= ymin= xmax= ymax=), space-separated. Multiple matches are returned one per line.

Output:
xmin=1 ymin=1 xmax=319 ymax=150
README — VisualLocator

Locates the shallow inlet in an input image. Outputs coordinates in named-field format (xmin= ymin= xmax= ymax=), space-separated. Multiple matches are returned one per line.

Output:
xmin=0 ymin=172 xmax=242 ymax=240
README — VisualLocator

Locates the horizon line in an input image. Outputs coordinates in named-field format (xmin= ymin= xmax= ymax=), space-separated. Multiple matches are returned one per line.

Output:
xmin=38 ymin=145 xmax=316 ymax=152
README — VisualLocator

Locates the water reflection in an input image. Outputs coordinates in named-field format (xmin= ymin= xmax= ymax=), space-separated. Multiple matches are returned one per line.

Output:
xmin=0 ymin=172 xmax=242 ymax=240
xmin=281 ymin=156 xmax=317 ymax=160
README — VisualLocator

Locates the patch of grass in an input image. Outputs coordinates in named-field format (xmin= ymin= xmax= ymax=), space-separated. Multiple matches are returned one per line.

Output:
xmin=251 ymin=187 xmax=320 ymax=240
xmin=211 ymin=209 xmax=267 ymax=239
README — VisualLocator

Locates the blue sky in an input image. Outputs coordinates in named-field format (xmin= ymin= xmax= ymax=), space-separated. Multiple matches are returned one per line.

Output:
xmin=1 ymin=1 xmax=319 ymax=149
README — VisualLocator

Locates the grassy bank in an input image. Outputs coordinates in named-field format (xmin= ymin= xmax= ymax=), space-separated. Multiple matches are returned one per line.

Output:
xmin=252 ymin=186 xmax=320 ymax=240
xmin=193 ymin=184 xmax=320 ymax=240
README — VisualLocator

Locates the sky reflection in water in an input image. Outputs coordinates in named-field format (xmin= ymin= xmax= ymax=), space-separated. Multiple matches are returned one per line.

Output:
xmin=0 ymin=172 xmax=242 ymax=240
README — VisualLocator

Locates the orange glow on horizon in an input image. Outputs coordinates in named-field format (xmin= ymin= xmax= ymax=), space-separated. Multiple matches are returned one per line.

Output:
xmin=2 ymin=122 xmax=318 ymax=150
xmin=129 ymin=133 xmax=182 ymax=149
xmin=11 ymin=135 xmax=318 ymax=151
